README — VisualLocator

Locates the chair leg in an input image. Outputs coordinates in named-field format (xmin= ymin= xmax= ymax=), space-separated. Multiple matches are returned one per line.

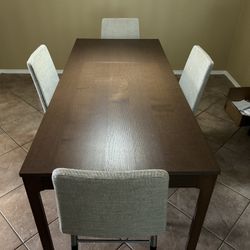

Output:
xmin=150 ymin=235 xmax=157 ymax=250
xmin=71 ymin=235 xmax=78 ymax=250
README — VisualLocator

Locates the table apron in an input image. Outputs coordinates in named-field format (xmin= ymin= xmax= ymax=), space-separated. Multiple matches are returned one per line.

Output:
xmin=22 ymin=173 xmax=217 ymax=191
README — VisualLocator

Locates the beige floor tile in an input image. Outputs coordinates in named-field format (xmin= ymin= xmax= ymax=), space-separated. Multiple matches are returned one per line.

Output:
xmin=224 ymin=127 xmax=250 ymax=156
xmin=0 ymin=92 xmax=20 ymax=105
xmin=23 ymin=95 xmax=43 ymax=112
xmin=197 ymin=112 xmax=238 ymax=146
xmin=197 ymin=90 xmax=225 ymax=112
xmin=0 ymin=186 xmax=58 ymax=242
xmin=9 ymin=79 xmax=36 ymax=98
xmin=195 ymin=108 xmax=203 ymax=116
xmin=25 ymin=205 xmax=221 ymax=250
xmin=16 ymin=245 xmax=28 ymax=250
xmin=168 ymin=188 xmax=177 ymax=197
xmin=207 ymin=139 xmax=222 ymax=153
xmin=219 ymin=243 xmax=235 ymax=250
xmin=169 ymin=182 xmax=249 ymax=240
xmin=0 ymin=213 xmax=22 ymax=250
xmin=0 ymin=147 xmax=26 ymax=197
xmin=11 ymin=84 xmax=43 ymax=111
xmin=41 ymin=190 xmax=58 ymax=222
xmin=0 ymin=74 xmax=42 ymax=111
xmin=196 ymin=229 xmax=222 ymax=250
xmin=216 ymin=147 xmax=250 ymax=199
xmin=122 ymin=204 xmax=221 ymax=250
xmin=0 ymin=94 xmax=36 ymax=126
xmin=0 ymin=75 xmax=34 ymax=99
xmin=1 ymin=111 xmax=43 ymax=145
xmin=22 ymin=141 xmax=33 ymax=152
xmin=25 ymin=219 xmax=121 ymax=250
xmin=0 ymin=73 xmax=31 ymax=86
xmin=25 ymin=219 xmax=69 ymax=250
xmin=226 ymin=204 xmax=250 ymax=250
xmin=205 ymin=75 xmax=233 ymax=96
xmin=206 ymin=98 xmax=232 ymax=121
xmin=0 ymin=133 xmax=19 ymax=156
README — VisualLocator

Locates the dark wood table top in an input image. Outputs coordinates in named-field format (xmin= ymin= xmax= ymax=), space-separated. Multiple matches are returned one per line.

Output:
xmin=20 ymin=39 xmax=219 ymax=178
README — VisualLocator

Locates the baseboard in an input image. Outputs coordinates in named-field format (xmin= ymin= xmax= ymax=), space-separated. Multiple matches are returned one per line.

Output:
xmin=174 ymin=70 xmax=227 ymax=75
xmin=173 ymin=70 xmax=183 ymax=75
xmin=0 ymin=69 xmax=63 ymax=74
xmin=224 ymin=71 xmax=241 ymax=87
xmin=173 ymin=70 xmax=240 ymax=87
xmin=0 ymin=69 xmax=240 ymax=87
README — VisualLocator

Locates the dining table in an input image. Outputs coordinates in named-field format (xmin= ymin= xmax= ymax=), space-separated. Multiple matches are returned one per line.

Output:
xmin=20 ymin=38 xmax=220 ymax=250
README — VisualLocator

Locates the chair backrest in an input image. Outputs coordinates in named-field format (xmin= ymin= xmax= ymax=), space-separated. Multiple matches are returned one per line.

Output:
xmin=52 ymin=168 xmax=169 ymax=238
xmin=27 ymin=44 xmax=59 ymax=112
xmin=179 ymin=45 xmax=214 ymax=112
xmin=101 ymin=18 xmax=140 ymax=39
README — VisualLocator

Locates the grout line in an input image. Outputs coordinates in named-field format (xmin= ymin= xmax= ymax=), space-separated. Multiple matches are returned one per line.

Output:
xmin=21 ymin=140 xmax=33 ymax=152
xmin=221 ymin=242 xmax=237 ymax=250
xmin=0 ymin=122 xmax=38 ymax=150
xmin=217 ymin=239 xmax=225 ymax=249
xmin=168 ymin=198 xmax=225 ymax=242
xmin=218 ymin=240 xmax=237 ymax=250
xmin=167 ymin=200 xmax=194 ymax=221
xmin=15 ymin=243 xmax=27 ymax=250
xmin=11 ymin=92 xmax=43 ymax=113
xmin=168 ymin=199 xmax=224 ymax=242
xmin=0 ymin=145 xmax=23 ymax=158
xmin=221 ymin=200 xmax=250 ymax=248
xmin=202 ymin=97 xmax=235 ymax=123
xmin=24 ymin=232 xmax=38 ymax=248
xmin=167 ymin=180 xmax=250 ymax=244
xmin=0 ymin=144 xmax=19 ymax=158
xmin=167 ymin=188 xmax=178 ymax=199
xmin=0 ymin=130 xmax=24 ymax=156
xmin=23 ymin=216 xmax=59 ymax=247
xmin=0 ymin=183 xmax=24 ymax=201
xmin=195 ymin=92 xmax=228 ymax=118
xmin=0 ymin=134 xmax=27 ymax=154
xmin=217 ymin=179 xmax=250 ymax=201
xmin=48 ymin=217 xmax=59 ymax=226
xmin=215 ymin=127 xmax=241 ymax=153
xmin=0 ymin=210 xmax=25 ymax=244
xmin=217 ymin=240 xmax=237 ymax=250
xmin=12 ymin=239 xmax=29 ymax=250
xmin=0 ymin=189 xmax=58 ymax=248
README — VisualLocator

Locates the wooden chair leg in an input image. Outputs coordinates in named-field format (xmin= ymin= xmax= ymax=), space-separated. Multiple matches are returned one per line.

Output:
xmin=71 ymin=235 xmax=78 ymax=250
xmin=150 ymin=235 xmax=157 ymax=250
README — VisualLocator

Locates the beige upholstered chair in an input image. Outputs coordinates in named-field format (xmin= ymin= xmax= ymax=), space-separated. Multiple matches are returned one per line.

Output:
xmin=27 ymin=44 xmax=59 ymax=113
xmin=179 ymin=45 xmax=214 ymax=113
xmin=52 ymin=168 xmax=169 ymax=250
xmin=101 ymin=18 xmax=140 ymax=39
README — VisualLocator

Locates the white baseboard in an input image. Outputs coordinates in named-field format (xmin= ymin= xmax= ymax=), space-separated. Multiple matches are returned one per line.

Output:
xmin=224 ymin=71 xmax=241 ymax=87
xmin=174 ymin=70 xmax=227 ymax=75
xmin=0 ymin=69 xmax=240 ymax=87
xmin=173 ymin=69 xmax=240 ymax=87
xmin=0 ymin=69 xmax=63 ymax=74
xmin=173 ymin=70 xmax=183 ymax=75
xmin=0 ymin=69 xmax=29 ymax=74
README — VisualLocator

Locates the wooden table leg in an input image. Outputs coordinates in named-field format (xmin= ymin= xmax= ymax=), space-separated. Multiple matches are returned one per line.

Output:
xmin=23 ymin=178 xmax=54 ymax=250
xmin=186 ymin=175 xmax=217 ymax=250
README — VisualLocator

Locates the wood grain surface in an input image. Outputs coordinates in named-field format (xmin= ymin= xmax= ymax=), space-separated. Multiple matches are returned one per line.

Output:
xmin=20 ymin=39 xmax=219 ymax=177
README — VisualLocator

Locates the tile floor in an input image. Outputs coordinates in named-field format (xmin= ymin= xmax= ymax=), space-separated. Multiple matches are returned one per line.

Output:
xmin=0 ymin=74 xmax=249 ymax=250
